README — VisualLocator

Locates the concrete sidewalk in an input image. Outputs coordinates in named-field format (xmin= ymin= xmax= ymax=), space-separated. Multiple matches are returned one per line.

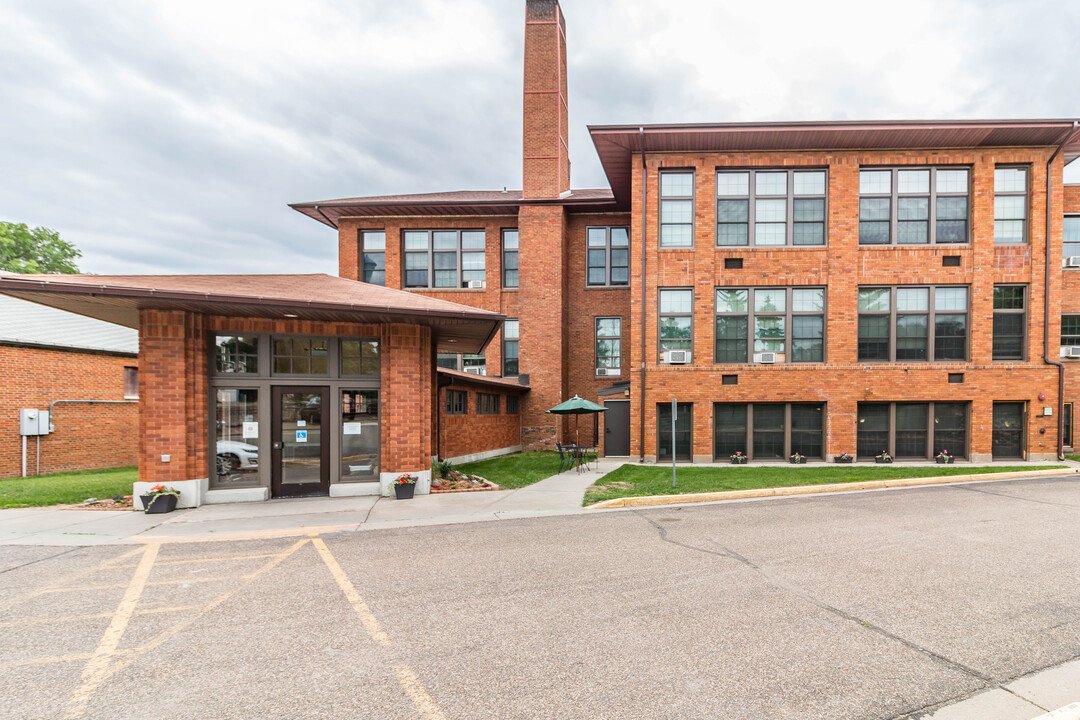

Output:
xmin=0 ymin=458 xmax=619 ymax=545
xmin=911 ymin=658 xmax=1080 ymax=719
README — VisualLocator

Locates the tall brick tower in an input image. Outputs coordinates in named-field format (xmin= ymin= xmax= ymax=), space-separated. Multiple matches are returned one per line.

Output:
xmin=518 ymin=0 xmax=570 ymax=447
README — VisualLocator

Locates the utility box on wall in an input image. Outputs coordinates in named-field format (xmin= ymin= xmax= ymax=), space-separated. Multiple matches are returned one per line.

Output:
xmin=19 ymin=409 xmax=50 ymax=436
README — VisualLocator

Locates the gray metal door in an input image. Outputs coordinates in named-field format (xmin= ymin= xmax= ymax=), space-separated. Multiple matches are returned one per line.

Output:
xmin=604 ymin=400 xmax=630 ymax=456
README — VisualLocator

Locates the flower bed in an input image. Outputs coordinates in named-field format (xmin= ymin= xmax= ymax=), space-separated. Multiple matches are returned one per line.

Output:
xmin=431 ymin=470 xmax=499 ymax=493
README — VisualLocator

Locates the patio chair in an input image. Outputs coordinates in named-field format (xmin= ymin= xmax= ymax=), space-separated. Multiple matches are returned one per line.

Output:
xmin=555 ymin=442 xmax=576 ymax=473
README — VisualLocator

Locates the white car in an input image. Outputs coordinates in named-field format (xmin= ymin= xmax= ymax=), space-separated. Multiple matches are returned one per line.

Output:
xmin=216 ymin=440 xmax=259 ymax=474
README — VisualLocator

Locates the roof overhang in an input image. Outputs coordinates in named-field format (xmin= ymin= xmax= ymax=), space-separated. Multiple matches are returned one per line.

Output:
xmin=590 ymin=119 xmax=1080 ymax=206
xmin=437 ymin=368 xmax=530 ymax=393
xmin=0 ymin=274 xmax=503 ymax=355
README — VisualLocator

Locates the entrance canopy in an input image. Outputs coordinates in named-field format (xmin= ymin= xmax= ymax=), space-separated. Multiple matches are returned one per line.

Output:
xmin=0 ymin=273 xmax=503 ymax=354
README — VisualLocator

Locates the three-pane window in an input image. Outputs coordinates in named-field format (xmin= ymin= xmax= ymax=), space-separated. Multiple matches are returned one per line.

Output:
xmin=502 ymin=320 xmax=519 ymax=376
xmin=403 ymin=230 xmax=486 ymax=288
xmin=858 ymin=167 xmax=970 ymax=245
xmin=1064 ymin=216 xmax=1080 ymax=264
xmin=660 ymin=172 xmax=694 ymax=247
xmin=586 ymin=227 xmax=630 ymax=285
xmin=857 ymin=286 xmax=969 ymax=362
xmin=360 ymin=230 xmax=386 ymax=286
xmin=992 ymin=285 xmax=1027 ymax=360
xmin=502 ymin=230 xmax=519 ymax=288
xmin=857 ymin=402 xmax=968 ymax=459
xmin=994 ymin=167 xmax=1029 ymax=243
xmin=714 ymin=287 xmax=825 ymax=363
xmin=659 ymin=289 xmax=693 ymax=359
xmin=595 ymin=317 xmax=622 ymax=373
xmin=716 ymin=169 xmax=827 ymax=246
xmin=477 ymin=393 xmax=500 ymax=415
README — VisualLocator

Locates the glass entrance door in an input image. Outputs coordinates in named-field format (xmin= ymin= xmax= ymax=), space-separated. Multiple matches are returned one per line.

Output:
xmin=271 ymin=386 xmax=330 ymax=498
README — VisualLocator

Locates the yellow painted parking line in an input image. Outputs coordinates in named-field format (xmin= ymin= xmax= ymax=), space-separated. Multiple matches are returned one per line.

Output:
xmin=396 ymin=664 xmax=448 ymax=720
xmin=312 ymin=538 xmax=391 ymax=647
xmin=111 ymin=551 xmax=290 ymax=568
xmin=0 ymin=647 xmax=140 ymax=671
xmin=0 ymin=605 xmax=198 ymax=629
xmin=65 ymin=543 xmax=160 ymax=719
xmin=0 ymin=546 xmax=145 ymax=613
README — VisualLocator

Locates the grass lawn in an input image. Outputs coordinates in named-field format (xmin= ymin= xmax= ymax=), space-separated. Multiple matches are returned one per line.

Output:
xmin=0 ymin=467 xmax=137 ymax=508
xmin=1069 ymin=455 xmax=1080 ymax=462
xmin=454 ymin=451 xmax=561 ymax=490
xmin=584 ymin=463 xmax=1068 ymax=506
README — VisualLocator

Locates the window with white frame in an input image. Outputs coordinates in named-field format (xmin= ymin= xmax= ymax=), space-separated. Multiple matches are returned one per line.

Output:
xmin=403 ymin=230 xmax=486 ymax=288
xmin=658 ymin=289 xmax=693 ymax=360
xmin=994 ymin=166 xmax=1029 ymax=244
xmin=714 ymin=287 xmax=825 ymax=363
xmin=595 ymin=317 xmax=622 ymax=374
xmin=660 ymin=172 xmax=694 ymax=247
xmin=1064 ymin=216 xmax=1080 ymax=265
xmin=716 ymin=169 xmax=827 ymax=246
xmin=858 ymin=167 xmax=970 ymax=245
xmin=360 ymin=230 xmax=386 ymax=285
xmin=586 ymin=227 xmax=630 ymax=286
xmin=1063 ymin=315 xmax=1080 ymax=349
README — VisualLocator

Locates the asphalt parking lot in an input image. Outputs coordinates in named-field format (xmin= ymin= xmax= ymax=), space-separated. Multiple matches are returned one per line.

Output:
xmin=2 ymin=474 xmax=1078 ymax=719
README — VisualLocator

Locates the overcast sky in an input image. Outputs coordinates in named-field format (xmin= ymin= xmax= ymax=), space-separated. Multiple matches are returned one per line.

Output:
xmin=2 ymin=0 xmax=1079 ymax=275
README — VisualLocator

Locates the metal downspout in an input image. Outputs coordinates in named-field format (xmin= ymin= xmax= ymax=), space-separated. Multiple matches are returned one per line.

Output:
xmin=1044 ymin=122 xmax=1077 ymax=461
xmin=638 ymin=127 xmax=648 ymax=462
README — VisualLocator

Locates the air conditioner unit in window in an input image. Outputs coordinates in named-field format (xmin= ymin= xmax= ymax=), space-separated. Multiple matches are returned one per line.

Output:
xmin=466 ymin=280 xmax=487 ymax=289
xmin=596 ymin=368 xmax=620 ymax=376
xmin=464 ymin=367 xmax=485 ymax=374
xmin=663 ymin=350 xmax=691 ymax=364
xmin=1068 ymin=346 xmax=1080 ymax=359
xmin=754 ymin=352 xmax=777 ymax=364
xmin=1066 ymin=257 xmax=1080 ymax=268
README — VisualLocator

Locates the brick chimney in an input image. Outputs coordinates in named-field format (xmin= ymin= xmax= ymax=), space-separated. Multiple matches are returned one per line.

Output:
xmin=522 ymin=0 xmax=570 ymax=199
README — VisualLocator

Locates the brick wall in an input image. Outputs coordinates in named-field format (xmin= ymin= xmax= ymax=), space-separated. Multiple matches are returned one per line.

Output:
xmin=629 ymin=148 xmax=1064 ymax=460
xmin=0 ymin=344 xmax=138 ymax=477
xmin=438 ymin=381 xmax=523 ymax=461
xmin=1062 ymin=184 xmax=1080 ymax=448
xmin=522 ymin=0 xmax=569 ymax=199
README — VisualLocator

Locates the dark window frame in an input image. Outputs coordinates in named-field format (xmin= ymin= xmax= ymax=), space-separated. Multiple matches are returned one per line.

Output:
xmin=857 ymin=285 xmax=969 ymax=363
xmin=715 ymin=168 xmax=828 ymax=247
xmin=858 ymin=166 xmax=971 ymax=245
xmin=714 ymin=286 xmax=826 ymax=364
xmin=712 ymin=402 xmax=826 ymax=461
xmin=1063 ymin=314 xmax=1080 ymax=349
xmin=994 ymin=165 xmax=1030 ymax=245
xmin=659 ymin=170 xmax=695 ymax=248
xmin=1064 ymin=402 xmax=1073 ymax=448
xmin=402 ymin=229 xmax=487 ymax=289
xmin=445 ymin=390 xmax=467 ymax=415
xmin=359 ymin=229 xmax=386 ymax=286
xmin=502 ymin=319 xmax=519 ymax=376
xmin=856 ymin=401 xmax=970 ymax=460
xmin=992 ymin=285 xmax=1028 ymax=361
xmin=501 ymin=229 xmax=519 ymax=288
xmin=658 ymin=287 xmax=694 ymax=362
xmin=595 ymin=316 xmax=622 ymax=374
xmin=213 ymin=335 xmax=260 ymax=375
xmin=657 ymin=402 xmax=693 ymax=461
xmin=506 ymin=395 xmax=519 ymax=415
xmin=477 ymin=393 xmax=500 ymax=415
xmin=586 ymin=226 xmax=630 ymax=286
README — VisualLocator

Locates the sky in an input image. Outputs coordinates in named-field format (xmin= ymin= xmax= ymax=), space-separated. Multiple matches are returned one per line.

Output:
xmin=2 ymin=0 xmax=1079 ymax=275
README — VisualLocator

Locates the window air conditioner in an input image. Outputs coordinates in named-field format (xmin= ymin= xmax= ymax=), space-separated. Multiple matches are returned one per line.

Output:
xmin=1068 ymin=346 xmax=1080 ymax=359
xmin=596 ymin=367 xmax=620 ymax=376
xmin=1066 ymin=256 xmax=1080 ymax=268
xmin=466 ymin=280 xmax=487 ymax=289
xmin=464 ymin=367 xmax=484 ymax=374
xmin=755 ymin=352 xmax=777 ymax=364
xmin=663 ymin=350 xmax=691 ymax=364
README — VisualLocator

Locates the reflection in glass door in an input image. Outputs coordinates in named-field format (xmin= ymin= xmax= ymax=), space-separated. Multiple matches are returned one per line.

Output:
xmin=272 ymin=386 xmax=330 ymax=498
xmin=214 ymin=389 xmax=260 ymax=484
xmin=341 ymin=390 xmax=379 ymax=481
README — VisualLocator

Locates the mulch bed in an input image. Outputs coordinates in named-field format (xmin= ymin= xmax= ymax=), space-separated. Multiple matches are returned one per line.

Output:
xmin=58 ymin=496 xmax=135 ymax=511
xmin=430 ymin=473 xmax=500 ymax=494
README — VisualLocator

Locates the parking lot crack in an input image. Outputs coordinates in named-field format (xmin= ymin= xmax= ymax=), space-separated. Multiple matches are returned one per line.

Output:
xmin=0 ymin=547 xmax=78 ymax=576
xmin=950 ymin=483 xmax=1080 ymax=508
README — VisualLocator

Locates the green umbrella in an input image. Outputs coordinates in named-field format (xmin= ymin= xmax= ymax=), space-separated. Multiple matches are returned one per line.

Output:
xmin=546 ymin=395 xmax=607 ymax=446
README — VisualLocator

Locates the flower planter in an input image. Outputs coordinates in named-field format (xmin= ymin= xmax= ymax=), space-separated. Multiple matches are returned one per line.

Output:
xmin=394 ymin=482 xmax=416 ymax=500
xmin=834 ymin=457 xmax=853 ymax=464
xmin=730 ymin=457 xmax=748 ymax=465
xmin=789 ymin=457 xmax=807 ymax=464
xmin=140 ymin=494 xmax=178 ymax=514
xmin=936 ymin=456 xmax=955 ymax=464
xmin=875 ymin=457 xmax=893 ymax=464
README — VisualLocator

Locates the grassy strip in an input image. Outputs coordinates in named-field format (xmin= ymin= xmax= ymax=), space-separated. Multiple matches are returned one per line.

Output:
xmin=453 ymin=451 xmax=561 ymax=490
xmin=1069 ymin=455 xmax=1080 ymax=463
xmin=0 ymin=467 xmax=137 ymax=508
xmin=584 ymin=464 xmax=1068 ymax=506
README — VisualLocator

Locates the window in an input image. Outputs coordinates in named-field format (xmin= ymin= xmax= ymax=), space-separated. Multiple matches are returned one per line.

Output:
xmin=994 ymin=166 xmax=1028 ymax=243
xmin=714 ymin=287 xmax=825 ymax=363
xmin=477 ymin=393 xmax=500 ymax=415
xmin=586 ymin=227 xmax=630 ymax=286
xmin=445 ymin=390 xmax=467 ymax=415
xmin=858 ymin=167 xmax=970 ymax=245
xmin=716 ymin=169 xmax=827 ymax=246
xmin=595 ymin=317 xmax=622 ymax=374
xmin=340 ymin=340 xmax=379 ymax=377
xmin=436 ymin=353 xmax=486 ymax=374
xmin=857 ymin=402 xmax=968 ymax=459
xmin=992 ymin=285 xmax=1026 ymax=361
xmin=507 ymin=395 xmax=519 ymax=415
xmin=360 ymin=230 xmax=386 ymax=285
xmin=1065 ymin=216 xmax=1080 ymax=265
xmin=502 ymin=320 xmax=519 ymax=376
xmin=857 ymin=286 xmax=968 ymax=362
xmin=657 ymin=402 xmax=693 ymax=461
xmin=341 ymin=389 xmax=379 ymax=480
xmin=1064 ymin=403 xmax=1073 ymax=448
xmin=712 ymin=403 xmax=824 ymax=460
xmin=214 ymin=335 xmax=258 ymax=374
xmin=403 ymin=230 xmax=486 ymax=288
xmin=1063 ymin=315 xmax=1080 ymax=350
xmin=659 ymin=289 xmax=693 ymax=360
xmin=214 ymin=389 xmax=260 ymax=484
xmin=992 ymin=402 xmax=1025 ymax=457
xmin=660 ymin=171 xmax=694 ymax=247
xmin=502 ymin=230 xmax=519 ymax=288
xmin=437 ymin=354 xmax=458 ymax=370
xmin=123 ymin=367 xmax=138 ymax=399
xmin=273 ymin=338 xmax=329 ymax=375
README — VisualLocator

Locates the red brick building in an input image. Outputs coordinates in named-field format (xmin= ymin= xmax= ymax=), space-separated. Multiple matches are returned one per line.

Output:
xmin=3 ymin=0 xmax=1077 ymax=506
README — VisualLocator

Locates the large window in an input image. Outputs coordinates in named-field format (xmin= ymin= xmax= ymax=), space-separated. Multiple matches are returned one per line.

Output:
xmin=214 ymin=334 xmax=378 ymax=379
xmin=857 ymin=402 xmax=968 ymax=459
xmin=657 ymin=402 xmax=693 ymax=461
xmin=502 ymin=230 xmax=519 ymax=288
xmin=659 ymin=288 xmax=693 ymax=360
xmin=715 ymin=287 xmax=825 ymax=364
xmin=341 ymin=390 xmax=379 ymax=480
xmin=215 ymin=336 xmax=259 ymax=374
xmin=992 ymin=402 xmax=1025 ymax=457
xmin=403 ymin=230 xmax=486 ymax=288
xmin=992 ymin=286 xmax=1027 ymax=361
xmin=858 ymin=167 xmax=969 ymax=245
xmin=712 ymin=403 xmax=824 ymax=460
xmin=857 ymin=286 xmax=968 ymax=362
xmin=595 ymin=317 xmax=622 ymax=374
xmin=994 ymin=166 xmax=1028 ymax=244
xmin=360 ymin=230 xmax=386 ymax=286
xmin=1065 ymin=216 xmax=1080 ymax=265
xmin=587 ymin=227 xmax=630 ymax=286
xmin=1063 ymin=315 xmax=1080 ymax=351
xmin=437 ymin=353 xmax=486 ymax=374
xmin=214 ymin=388 xmax=260 ymax=484
xmin=340 ymin=340 xmax=380 ymax=377
xmin=660 ymin=171 xmax=694 ymax=247
xmin=716 ymin=169 xmax=827 ymax=246
xmin=502 ymin=320 xmax=519 ymax=376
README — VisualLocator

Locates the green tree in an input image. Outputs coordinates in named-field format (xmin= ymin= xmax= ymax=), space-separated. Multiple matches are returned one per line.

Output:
xmin=0 ymin=221 xmax=81 ymax=274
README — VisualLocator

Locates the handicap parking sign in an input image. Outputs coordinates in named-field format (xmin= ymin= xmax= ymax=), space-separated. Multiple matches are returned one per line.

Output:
xmin=296 ymin=430 xmax=308 ymax=443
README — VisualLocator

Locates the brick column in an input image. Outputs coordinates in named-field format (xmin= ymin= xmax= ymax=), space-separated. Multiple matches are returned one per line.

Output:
xmin=381 ymin=323 xmax=433 ymax=491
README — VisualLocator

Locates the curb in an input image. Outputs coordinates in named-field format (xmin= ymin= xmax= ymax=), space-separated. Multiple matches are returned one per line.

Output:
xmin=586 ymin=467 xmax=1080 ymax=509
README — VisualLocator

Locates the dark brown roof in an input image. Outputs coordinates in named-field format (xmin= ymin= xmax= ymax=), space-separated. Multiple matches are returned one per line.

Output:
xmin=0 ymin=273 xmax=503 ymax=354
xmin=590 ymin=118 xmax=1080 ymax=206
xmin=290 ymin=189 xmax=617 ymax=227
xmin=437 ymin=368 xmax=530 ymax=393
